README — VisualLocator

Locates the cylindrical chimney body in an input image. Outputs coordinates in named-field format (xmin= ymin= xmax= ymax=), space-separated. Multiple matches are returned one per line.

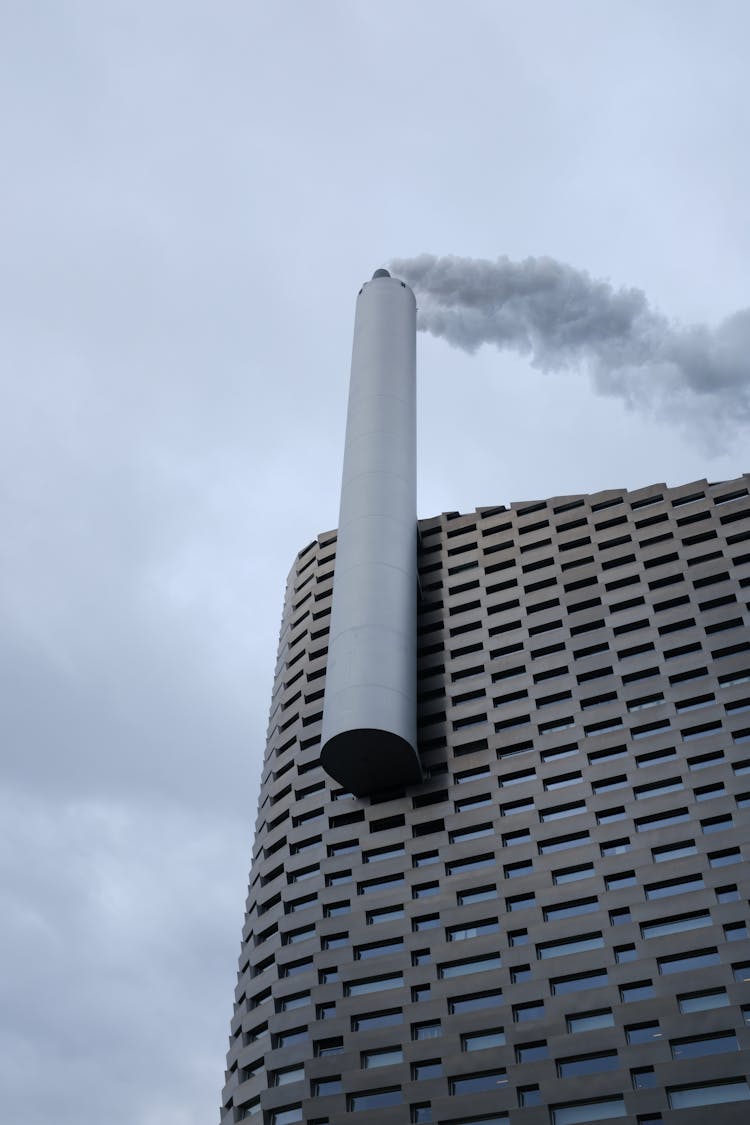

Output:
xmin=320 ymin=272 xmax=422 ymax=796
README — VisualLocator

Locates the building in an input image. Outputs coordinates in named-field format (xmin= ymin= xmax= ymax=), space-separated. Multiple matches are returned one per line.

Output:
xmin=220 ymin=277 xmax=750 ymax=1125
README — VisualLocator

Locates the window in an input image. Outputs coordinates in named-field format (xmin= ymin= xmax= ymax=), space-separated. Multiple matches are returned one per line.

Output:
xmin=551 ymin=968 xmax=607 ymax=994
xmin=671 ymin=1031 xmax=739 ymax=1059
xmin=367 ymin=905 xmax=405 ymax=925
xmin=412 ymin=1020 xmax=442 ymax=1040
xmin=450 ymin=989 xmax=503 ymax=1013
xmin=516 ymin=1040 xmax=548 ymax=1062
xmin=615 ymin=944 xmax=637 ymax=963
xmin=312 ymin=1077 xmax=342 ymax=1096
xmin=679 ymin=990 xmax=728 ymax=1017
xmin=724 ymin=921 xmax=748 ymax=941
xmin=635 ymin=807 xmax=690 ymax=831
xmin=553 ymin=863 xmax=594 ymax=884
xmin=632 ymin=1067 xmax=656 ymax=1089
xmin=413 ymin=913 xmax=440 ymax=931
xmin=544 ymin=896 xmax=598 ymax=920
xmin=273 ymin=1065 xmax=304 ymax=1086
xmin=439 ymin=953 xmax=501 ymax=979
xmin=606 ymin=870 xmax=636 ymax=890
xmin=457 ymin=886 xmax=498 ymax=907
xmin=566 ymin=1009 xmax=613 ymax=1033
xmin=513 ymin=999 xmax=544 ymax=1022
xmin=540 ymin=830 xmax=590 ymax=853
xmin=447 ymin=919 xmax=500 ymax=941
xmin=450 ymin=1070 xmax=508 ymax=1095
xmin=667 ymin=1079 xmax=750 ymax=1109
xmin=413 ymin=881 xmax=440 ymax=898
xmin=410 ymin=1105 xmax=432 ymax=1124
xmin=652 ymin=839 xmax=696 ymax=862
xmin=657 ymin=948 xmax=719 ymax=974
xmin=358 ymin=873 xmax=404 ymax=895
xmin=348 ymin=972 xmax=404 ymax=999
xmin=620 ymin=980 xmax=655 ymax=1001
xmin=641 ymin=910 xmax=711 ymax=939
xmin=540 ymin=800 xmax=586 ymax=821
xmin=557 ymin=1051 xmax=618 ymax=1077
xmin=504 ymin=859 xmax=533 ymax=879
xmin=502 ymin=827 xmax=531 ymax=846
xmin=645 ymin=873 xmax=704 ymax=899
xmin=412 ymin=1060 xmax=442 ymax=1080
xmin=625 ymin=1021 xmax=662 ymax=1044
xmin=271 ymin=1109 xmax=303 ymax=1125
xmin=354 ymin=938 xmax=403 ymax=960
xmin=348 ymin=1089 xmax=403 ymax=1111
xmin=506 ymin=892 xmax=535 ymax=911
xmin=462 ymin=1028 xmax=506 ymax=1051
xmin=273 ymin=1027 xmax=308 ymax=1048
xmin=550 ymin=1097 xmax=626 ymax=1124
xmin=315 ymin=1037 xmax=343 ymax=1056
xmin=709 ymin=846 xmax=741 ymax=866
xmin=537 ymin=934 xmax=604 ymax=960
xmin=351 ymin=1009 xmax=402 ymax=1031
xmin=518 ymin=1086 xmax=541 ymax=1107
xmin=600 ymin=837 xmax=631 ymax=855
xmin=447 ymin=854 xmax=495 ymax=875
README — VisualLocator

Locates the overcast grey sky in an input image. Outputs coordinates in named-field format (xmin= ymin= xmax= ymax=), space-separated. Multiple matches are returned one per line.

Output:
xmin=1 ymin=3 xmax=749 ymax=1122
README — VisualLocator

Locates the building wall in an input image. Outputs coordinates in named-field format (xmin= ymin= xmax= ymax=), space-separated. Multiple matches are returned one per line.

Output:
xmin=221 ymin=475 xmax=750 ymax=1125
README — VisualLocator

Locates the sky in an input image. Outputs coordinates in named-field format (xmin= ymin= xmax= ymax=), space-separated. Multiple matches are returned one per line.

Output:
xmin=1 ymin=2 xmax=749 ymax=1122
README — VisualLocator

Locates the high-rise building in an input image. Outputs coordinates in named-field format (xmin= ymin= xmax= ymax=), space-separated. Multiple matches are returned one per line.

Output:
xmin=220 ymin=275 xmax=750 ymax=1125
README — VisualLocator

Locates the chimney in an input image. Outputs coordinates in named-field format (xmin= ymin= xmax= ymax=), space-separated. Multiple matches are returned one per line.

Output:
xmin=320 ymin=270 xmax=423 ymax=796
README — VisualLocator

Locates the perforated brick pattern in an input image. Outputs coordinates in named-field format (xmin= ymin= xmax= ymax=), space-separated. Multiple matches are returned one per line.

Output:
xmin=221 ymin=476 xmax=750 ymax=1125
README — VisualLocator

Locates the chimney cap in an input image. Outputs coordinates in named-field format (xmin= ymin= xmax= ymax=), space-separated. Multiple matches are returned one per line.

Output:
xmin=371 ymin=268 xmax=391 ymax=279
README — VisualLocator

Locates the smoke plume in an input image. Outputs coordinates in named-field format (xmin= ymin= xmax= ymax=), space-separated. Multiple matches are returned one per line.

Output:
xmin=390 ymin=253 xmax=750 ymax=446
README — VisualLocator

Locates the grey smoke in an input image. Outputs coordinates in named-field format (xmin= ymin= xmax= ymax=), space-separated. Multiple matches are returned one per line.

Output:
xmin=390 ymin=253 xmax=750 ymax=445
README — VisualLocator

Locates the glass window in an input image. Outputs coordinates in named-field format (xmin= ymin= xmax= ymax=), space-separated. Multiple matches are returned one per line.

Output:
xmin=450 ymin=1070 xmax=508 ymax=1095
xmin=412 ymin=1020 xmax=442 ymax=1040
xmin=537 ymin=934 xmax=604 ymax=959
xmin=439 ymin=954 xmax=501 ymax=979
xmin=641 ymin=910 xmax=711 ymax=938
xmin=551 ymin=969 xmax=607 ymax=994
xmin=566 ymin=1009 xmax=614 ymax=1033
xmin=362 ymin=1047 xmax=403 ymax=1069
xmin=658 ymin=948 xmax=720 ymax=974
xmin=312 ymin=1077 xmax=342 ymax=1096
xmin=645 ymin=874 xmax=704 ymax=899
xmin=625 ymin=1021 xmax=662 ymax=1044
xmin=557 ymin=1051 xmax=618 ymax=1077
xmin=544 ymin=897 xmax=598 ymax=920
xmin=450 ymin=989 xmax=503 ymax=1013
xmin=553 ymin=863 xmax=594 ymax=884
xmin=540 ymin=830 xmax=591 ymax=853
xmin=514 ymin=1000 xmax=544 ymax=1022
xmin=351 ymin=1009 xmax=402 ymax=1031
xmin=271 ymin=1110 xmax=303 ymax=1125
xmin=462 ymin=1028 xmax=506 ymax=1051
xmin=652 ymin=839 xmax=696 ymax=862
xmin=632 ymin=1068 xmax=656 ymax=1089
xmin=349 ymin=1089 xmax=403 ymax=1111
xmin=516 ymin=1040 xmax=548 ymax=1062
xmin=519 ymin=1086 xmax=542 ymax=1107
xmin=667 ymin=1079 xmax=750 ymax=1109
xmin=457 ymin=886 xmax=497 ymax=906
xmin=346 ymin=974 xmax=402 ymax=996
xmin=670 ymin=1032 xmax=739 ymax=1059
xmin=412 ymin=1060 xmax=442 ymax=1080
xmin=678 ymin=988 xmax=729 ymax=1013
xmin=368 ymin=905 xmax=405 ymax=925
xmin=620 ymin=980 xmax=655 ymax=1001
xmin=551 ymin=1096 xmax=626 ymax=1124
